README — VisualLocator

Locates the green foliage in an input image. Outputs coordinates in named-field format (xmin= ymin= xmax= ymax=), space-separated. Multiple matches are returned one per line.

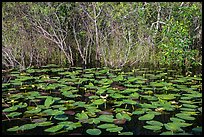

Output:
xmin=157 ymin=3 xmax=202 ymax=69
xmin=2 ymin=2 xmax=202 ymax=70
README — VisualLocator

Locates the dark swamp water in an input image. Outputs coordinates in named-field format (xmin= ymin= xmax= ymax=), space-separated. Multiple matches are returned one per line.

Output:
xmin=2 ymin=65 xmax=202 ymax=135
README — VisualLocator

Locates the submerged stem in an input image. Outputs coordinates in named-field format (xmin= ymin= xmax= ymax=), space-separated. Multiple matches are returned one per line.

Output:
xmin=132 ymin=105 xmax=134 ymax=110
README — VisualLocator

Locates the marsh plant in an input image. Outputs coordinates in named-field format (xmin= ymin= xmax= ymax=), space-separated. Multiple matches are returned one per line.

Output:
xmin=2 ymin=65 xmax=202 ymax=135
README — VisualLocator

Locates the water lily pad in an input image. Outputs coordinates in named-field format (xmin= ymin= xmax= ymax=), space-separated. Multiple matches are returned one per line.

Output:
xmin=160 ymin=131 xmax=174 ymax=135
xmin=7 ymin=126 xmax=20 ymax=132
xmin=44 ymin=124 xmax=64 ymax=133
xmin=106 ymin=126 xmax=123 ymax=132
xmin=44 ymin=96 xmax=55 ymax=108
xmin=175 ymin=113 xmax=195 ymax=120
xmin=122 ymin=99 xmax=136 ymax=105
xmin=36 ymin=121 xmax=54 ymax=127
xmin=25 ymin=107 xmax=41 ymax=114
xmin=150 ymin=82 xmax=164 ymax=87
xmin=116 ymin=113 xmax=131 ymax=121
xmin=64 ymin=122 xmax=82 ymax=131
xmin=73 ymin=101 xmax=87 ymax=107
xmin=118 ymin=132 xmax=133 ymax=135
xmin=110 ymin=93 xmax=126 ymax=99
xmin=3 ymin=106 xmax=18 ymax=112
xmin=19 ymin=123 xmax=37 ymax=131
xmin=98 ymin=115 xmax=114 ymax=122
xmin=174 ymin=122 xmax=192 ymax=127
xmin=43 ymin=109 xmax=64 ymax=116
xmin=180 ymin=107 xmax=196 ymax=111
xmin=7 ymin=112 xmax=22 ymax=118
xmin=141 ymin=103 xmax=157 ymax=109
xmin=146 ymin=111 xmax=162 ymax=115
xmin=87 ymin=118 xmax=100 ymax=124
xmin=155 ymin=94 xmax=176 ymax=100
xmin=170 ymin=117 xmax=185 ymax=123
xmin=54 ymin=114 xmax=68 ymax=121
xmin=146 ymin=120 xmax=163 ymax=126
xmin=164 ymin=122 xmax=184 ymax=132
xmin=16 ymin=102 xmax=28 ymax=108
xmin=92 ymin=99 xmax=105 ymax=105
xmin=58 ymin=121 xmax=73 ymax=126
xmin=121 ymin=88 xmax=136 ymax=94
xmin=138 ymin=113 xmax=155 ymax=121
xmin=75 ymin=112 xmax=89 ymax=121
xmin=97 ymin=124 xmax=117 ymax=129
xmin=86 ymin=129 xmax=101 ymax=135
xmin=182 ymin=104 xmax=198 ymax=108
xmin=143 ymin=125 xmax=162 ymax=131
xmin=132 ymin=110 xmax=145 ymax=115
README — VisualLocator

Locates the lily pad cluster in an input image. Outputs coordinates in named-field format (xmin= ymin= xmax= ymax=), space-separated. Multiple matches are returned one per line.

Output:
xmin=2 ymin=65 xmax=202 ymax=135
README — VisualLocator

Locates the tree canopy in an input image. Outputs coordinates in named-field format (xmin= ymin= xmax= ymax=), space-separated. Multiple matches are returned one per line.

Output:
xmin=2 ymin=2 xmax=202 ymax=73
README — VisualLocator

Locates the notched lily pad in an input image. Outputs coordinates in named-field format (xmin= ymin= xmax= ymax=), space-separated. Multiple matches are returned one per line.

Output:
xmin=98 ymin=115 xmax=114 ymax=122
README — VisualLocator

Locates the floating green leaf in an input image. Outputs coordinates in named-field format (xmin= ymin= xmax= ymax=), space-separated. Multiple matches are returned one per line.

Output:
xmin=86 ymin=129 xmax=101 ymax=135
xmin=44 ymin=96 xmax=55 ymax=108
xmin=75 ymin=112 xmax=89 ymax=121
xmin=155 ymin=94 xmax=176 ymax=100
xmin=138 ymin=113 xmax=155 ymax=121
xmin=43 ymin=109 xmax=64 ymax=116
xmin=175 ymin=113 xmax=195 ymax=120
xmin=7 ymin=126 xmax=20 ymax=132
xmin=25 ymin=107 xmax=41 ymax=114
xmin=164 ymin=122 xmax=184 ymax=132
xmin=87 ymin=118 xmax=100 ymax=124
xmin=54 ymin=114 xmax=68 ymax=121
xmin=97 ymin=124 xmax=117 ymax=129
xmin=7 ymin=112 xmax=22 ymax=118
xmin=146 ymin=120 xmax=163 ymax=126
xmin=143 ymin=125 xmax=162 ymax=131
xmin=19 ymin=123 xmax=37 ymax=131
xmin=3 ymin=106 xmax=18 ymax=112
xmin=36 ymin=121 xmax=54 ymax=127
xmin=116 ymin=113 xmax=131 ymax=121
xmin=170 ymin=117 xmax=185 ymax=123
xmin=44 ymin=125 xmax=64 ymax=132
xmin=16 ymin=102 xmax=27 ymax=108
xmin=98 ymin=115 xmax=114 ymax=122
xmin=182 ymin=104 xmax=198 ymax=108
xmin=119 ymin=132 xmax=133 ymax=135
xmin=92 ymin=99 xmax=105 ymax=105
xmin=132 ymin=110 xmax=145 ymax=115
xmin=160 ymin=131 xmax=174 ymax=135
xmin=106 ymin=126 xmax=123 ymax=132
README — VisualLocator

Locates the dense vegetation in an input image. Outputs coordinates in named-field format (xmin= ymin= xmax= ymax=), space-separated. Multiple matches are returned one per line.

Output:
xmin=2 ymin=2 xmax=202 ymax=135
xmin=2 ymin=2 xmax=202 ymax=72
xmin=2 ymin=65 xmax=202 ymax=135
